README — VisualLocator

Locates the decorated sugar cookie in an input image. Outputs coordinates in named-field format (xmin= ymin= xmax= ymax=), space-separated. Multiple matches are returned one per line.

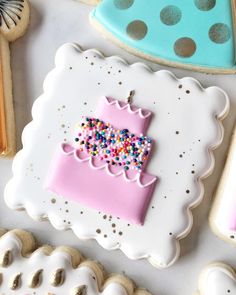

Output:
xmin=87 ymin=0 xmax=236 ymax=73
xmin=45 ymin=96 xmax=157 ymax=225
xmin=5 ymin=43 xmax=229 ymax=268
xmin=209 ymin=124 xmax=236 ymax=245
xmin=196 ymin=263 xmax=236 ymax=295
xmin=0 ymin=0 xmax=30 ymax=157
xmin=0 ymin=229 xmax=151 ymax=294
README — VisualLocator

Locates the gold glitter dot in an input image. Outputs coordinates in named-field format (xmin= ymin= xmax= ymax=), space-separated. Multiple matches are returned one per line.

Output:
xmin=209 ymin=23 xmax=231 ymax=44
xmin=126 ymin=20 xmax=148 ymax=40
xmin=194 ymin=0 xmax=216 ymax=10
xmin=174 ymin=37 xmax=196 ymax=57
xmin=160 ymin=5 xmax=182 ymax=26
xmin=51 ymin=198 xmax=56 ymax=204
xmin=114 ymin=0 xmax=134 ymax=9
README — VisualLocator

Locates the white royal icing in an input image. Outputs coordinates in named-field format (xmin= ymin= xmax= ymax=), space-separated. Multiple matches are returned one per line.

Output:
xmin=0 ymin=231 xmax=130 ymax=294
xmin=5 ymin=43 xmax=229 ymax=268
xmin=198 ymin=264 xmax=236 ymax=295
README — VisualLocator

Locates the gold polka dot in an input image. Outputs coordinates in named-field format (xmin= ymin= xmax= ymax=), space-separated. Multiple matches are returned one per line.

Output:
xmin=209 ymin=23 xmax=231 ymax=44
xmin=160 ymin=5 xmax=182 ymax=26
xmin=114 ymin=0 xmax=134 ymax=9
xmin=174 ymin=37 xmax=196 ymax=57
xmin=194 ymin=0 xmax=216 ymax=11
xmin=126 ymin=20 xmax=148 ymax=40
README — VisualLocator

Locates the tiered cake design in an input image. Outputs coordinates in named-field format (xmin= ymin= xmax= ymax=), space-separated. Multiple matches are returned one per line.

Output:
xmin=45 ymin=97 xmax=157 ymax=225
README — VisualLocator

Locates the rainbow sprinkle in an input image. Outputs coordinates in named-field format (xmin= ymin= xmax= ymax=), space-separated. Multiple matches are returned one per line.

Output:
xmin=74 ymin=117 xmax=153 ymax=172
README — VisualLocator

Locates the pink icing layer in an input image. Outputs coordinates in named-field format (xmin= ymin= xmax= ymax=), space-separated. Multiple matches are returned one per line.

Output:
xmin=95 ymin=97 xmax=152 ymax=134
xmin=45 ymin=144 xmax=157 ymax=225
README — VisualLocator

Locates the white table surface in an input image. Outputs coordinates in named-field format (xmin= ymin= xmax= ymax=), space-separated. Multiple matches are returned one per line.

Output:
xmin=1 ymin=1 xmax=236 ymax=294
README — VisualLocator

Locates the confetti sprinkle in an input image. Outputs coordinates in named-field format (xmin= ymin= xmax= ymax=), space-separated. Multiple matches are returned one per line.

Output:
xmin=74 ymin=118 xmax=153 ymax=172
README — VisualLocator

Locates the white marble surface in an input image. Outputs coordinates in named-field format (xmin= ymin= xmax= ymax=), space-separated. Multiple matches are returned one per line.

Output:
xmin=1 ymin=0 xmax=236 ymax=294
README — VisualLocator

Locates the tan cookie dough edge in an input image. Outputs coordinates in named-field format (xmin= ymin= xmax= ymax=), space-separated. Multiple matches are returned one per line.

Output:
xmin=1 ymin=36 xmax=15 ymax=157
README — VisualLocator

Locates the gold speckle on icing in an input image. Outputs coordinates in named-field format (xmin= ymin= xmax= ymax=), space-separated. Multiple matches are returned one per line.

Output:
xmin=50 ymin=268 xmax=65 ymax=287
xmin=28 ymin=269 xmax=43 ymax=288
xmin=71 ymin=285 xmax=87 ymax=295
xmin=10 ymin=273 xmax=22 ymax=290
xmin=0 ymin=250 xmax=12 ymax=267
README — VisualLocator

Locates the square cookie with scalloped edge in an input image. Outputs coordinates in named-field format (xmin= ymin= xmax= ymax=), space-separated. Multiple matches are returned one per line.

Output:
xmin=0 ymin=229 xmax=151 ymax=294
xmin=196 ymin=263 xmax=236 ymax=295
xmin=5 ymin=43 xmax=229 ymax=268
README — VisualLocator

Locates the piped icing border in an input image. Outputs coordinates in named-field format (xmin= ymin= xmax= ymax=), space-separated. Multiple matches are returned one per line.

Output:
xmin=0 ymin=229 xmax=152 ymax=295
xmin=103 ymin=97 xmax=152 ymax=119
xmin=61 ymin=143 xmax=157 ymax=188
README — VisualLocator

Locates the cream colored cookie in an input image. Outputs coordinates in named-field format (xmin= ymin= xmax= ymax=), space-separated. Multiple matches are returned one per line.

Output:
xmin=210 ymin=124 xmax=236 ymax=245
xmin=0 ymin=0 xmax=30 ymax=158
xmin=0 ymin=229 xmax=151 ymax=294
xmin=196 ymin=262 xmax=236 ymax=295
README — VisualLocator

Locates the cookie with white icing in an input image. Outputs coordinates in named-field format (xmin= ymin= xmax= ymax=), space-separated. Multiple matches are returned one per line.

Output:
xmin=5 ymin=43 xmax=229 ymax=268
xmin=0 ymin=0 xmax=30 ymax=157
xmin=82 ymin=0 xmax=236 ymax=74
xmin=197 ymin=263 xmax=236 ymax=295
xmin=210 ymin=124 xmax=236 ymax=245
xmin=0 ymin=229 xmax=151 ymax=295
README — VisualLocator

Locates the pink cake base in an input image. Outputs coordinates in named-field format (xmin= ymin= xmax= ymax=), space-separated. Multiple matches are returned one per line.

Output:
xmin=45 ymin=144 xmax=157 ymax=225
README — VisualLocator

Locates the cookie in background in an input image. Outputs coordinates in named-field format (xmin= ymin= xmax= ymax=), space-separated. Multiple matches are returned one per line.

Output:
xmin=0 ymin=0 xmax=30 ymax=158
xmin=0 ymin=228 xmax=151 ymax=294
xmin=196 ymin=262 xmax=236 ymax=295
xmin=80 ymin=0 xmax=236 ymax=73
xmin=209 ymin=123 xmax=236 ymax=245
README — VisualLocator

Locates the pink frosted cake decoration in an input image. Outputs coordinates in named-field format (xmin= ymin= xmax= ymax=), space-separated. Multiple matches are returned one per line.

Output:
xmin=45 ymin=96 xmax=157 ymax=225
